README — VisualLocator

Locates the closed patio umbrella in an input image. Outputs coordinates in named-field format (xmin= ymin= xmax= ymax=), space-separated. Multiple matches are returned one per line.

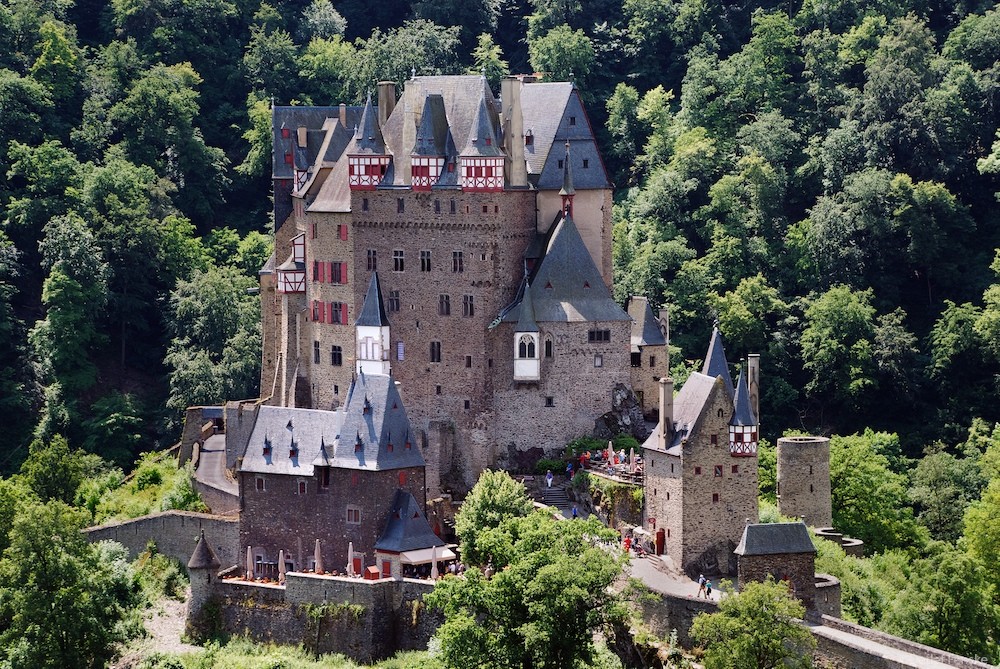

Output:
xmin=278 ymin=549 xmax=286 ymax=584
xmin=314 ymin=539 xmax=323 ymax=574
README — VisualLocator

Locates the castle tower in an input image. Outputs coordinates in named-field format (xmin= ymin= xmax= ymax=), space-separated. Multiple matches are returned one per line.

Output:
xmin=410 ymin=94 xmax=447 ymax=190
xmin=348 ymin=93 xmax=391 ymax=190
xmin=459 ymin=97 xmax=504 ymax=192
xmin=703 ymin=323 xmax=734 ymax=394
xmin=356 ymin=272 xmax=391 ymax=376
xmin=186 ymin=529 xmax=222 ymax=636
xmin=729 ymin=366 xmax=758 ymax=456
xmin=776 ymin=436 xmax=833 ymax=527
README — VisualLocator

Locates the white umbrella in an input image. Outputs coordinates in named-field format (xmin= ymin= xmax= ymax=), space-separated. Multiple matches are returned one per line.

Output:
xmin=246 ymin=546 xmax=253 ymax=580
xmin=314 ymin=539 xmax=323 ymax=574
xmin=278 ymin=549 xmax=286 ymax=584
xmin=347 ymin=542 xmax=355 ymax=576
xmin=430 ymin=545 xmax=439 ymax=579
xmin=607 ymin=440 xmax=613 ymax=461
xmin=629 ymin=447 xmax=636 ymax=473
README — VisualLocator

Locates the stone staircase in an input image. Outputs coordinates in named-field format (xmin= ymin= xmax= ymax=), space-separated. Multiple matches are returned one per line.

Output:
xmin=540 ymin=484 xmax=570 ymax=510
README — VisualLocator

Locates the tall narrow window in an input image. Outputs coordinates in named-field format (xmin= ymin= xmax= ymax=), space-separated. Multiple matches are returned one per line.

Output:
xmin=393 ymin=249 xmax=404 ymax=272
xmin=420 ymin=250 xmax=431 ymax=272
xmin=397 ymin=198 xmax=404 ymax=213
xmin=452 ymin=251 xmax=464 ymax=273
xmin=463 ymin=294 xmax=474 ymax=317
xmin=331 ymin=261 xmax=346 ymax=284
xmin=434 ymin=199 xmax=441 ymax=214
xmin=430 ymin=341 xmax=442 ymax=362
xmin=388 ymin=290 xmax=400 ymax=312
xmin=518 ymin=334 xmax=536 ymax=358
xmin=331 ymin=345 xmax=343 ymax=366
xmin=450 ymin=199 xmax=456 ymax=214
xmin=439 ymin=294 xmax=450 ymax=316
xmin=367 ymin=249 xmax=377 ymax=271
xmin=313 ymin=341 xmax=320 ymax=364
xmin=544 ymin=339 xmax=553 ymax=358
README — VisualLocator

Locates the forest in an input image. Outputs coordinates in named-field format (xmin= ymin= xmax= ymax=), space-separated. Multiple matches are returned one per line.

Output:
xmin=0 ymin=0 xmax=1000 ymax=662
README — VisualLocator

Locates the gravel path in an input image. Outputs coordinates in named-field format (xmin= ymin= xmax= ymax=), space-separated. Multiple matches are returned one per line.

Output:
xmin=111 ymin=590 xmax=202 ymax=668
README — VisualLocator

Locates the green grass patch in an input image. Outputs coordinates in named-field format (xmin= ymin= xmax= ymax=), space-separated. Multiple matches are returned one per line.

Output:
xmin=93 ymin=451 xmax=207 ymax=523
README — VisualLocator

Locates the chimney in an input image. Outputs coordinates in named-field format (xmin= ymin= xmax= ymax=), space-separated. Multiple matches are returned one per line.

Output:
xmin=747 ymin=353 xmax=760 ymax=421
xmin=658 ymin=377 xmax=673 ymax=448
xmin=377 ymin=81 xmax=396 ymax=127
xmin=500 ymin=76 xmax=527 ymax=187
xmin=296 ymin=126 xmax=307 ymax=147
xmin=339 ymin=103 xmax=346 ymax=127
xmin=659 ymin=308 xmax=670 ymax=370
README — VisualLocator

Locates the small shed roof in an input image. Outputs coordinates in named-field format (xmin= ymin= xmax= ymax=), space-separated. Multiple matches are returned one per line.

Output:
xmin=735 ymin=523 xmax=816 ymax=556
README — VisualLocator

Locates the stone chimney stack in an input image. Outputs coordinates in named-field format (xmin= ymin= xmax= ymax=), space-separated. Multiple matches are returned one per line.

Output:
xmin=500 ymin=76 xmax=528 ymax=187
xmin=657 ymin=377 xmax=673 ymax=447
xmin=377 ymin=81 xmax=396 ymax=127
xmin=658 ymin=308 xmax=670 ymax=370
xmin=747 ymin=353 xmax=760 ymax=421
xmin=339 ymin=103 xmax=346 ymax=127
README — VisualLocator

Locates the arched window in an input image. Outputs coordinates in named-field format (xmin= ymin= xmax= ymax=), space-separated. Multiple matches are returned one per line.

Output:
xmin=518 ymin=334 xmax=536 ymax=359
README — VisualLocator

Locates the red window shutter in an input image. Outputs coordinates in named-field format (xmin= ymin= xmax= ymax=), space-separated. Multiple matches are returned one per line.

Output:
xmin=310 ymin=223 xmax=317 ymax=239
xmin=339 ymin=225 xmax=348 ymax=241
xmin=341 ymin=303 xmax=348 ymax=324
xmin=340 ymin=262 xmax=348 ymax=284
xmin=327 ymin=302 xmax=334 ymax=323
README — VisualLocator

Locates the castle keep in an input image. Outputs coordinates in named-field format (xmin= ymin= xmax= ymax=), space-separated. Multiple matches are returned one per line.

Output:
xmin=259 ymin=75 xmax=652 ymax=490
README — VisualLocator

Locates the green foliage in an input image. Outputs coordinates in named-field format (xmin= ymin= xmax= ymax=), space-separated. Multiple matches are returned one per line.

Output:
xmin=0 ymin=501 xmax=144 ymax=668
xmin=135 ymin=544 xmax=189 ymax=601
xmin=535 ymin=457 xmax=564 ymax=475
xmin=691 ymin=577 xmax=815 ymax=669
xmin=454 ymin=469 xmax=534 ymax=566
xmin=528 ymin=24 xmax=595 ymax=83
xmin=92 ymin=450 xmax=205 ymax=523
xmin=427 ymin=511 xmax=624 ymax=669
xmin=757 ymin=439 xmax=776 ymax=502
xmin=17 ymin=434 xmax=86 ymax=503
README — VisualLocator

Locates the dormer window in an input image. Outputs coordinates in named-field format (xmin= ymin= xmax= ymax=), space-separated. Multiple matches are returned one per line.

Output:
xmin=290 ymin=445 xmax=298 ymax=458
xmin=387 ymin=442 xmax=394 ymax=452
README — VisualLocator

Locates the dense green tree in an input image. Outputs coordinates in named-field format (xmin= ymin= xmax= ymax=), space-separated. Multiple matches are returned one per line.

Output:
xmin=963 ymin=477 xmax=1000 ymax=591
xmin=691 ymin=577 xmax=816 ymax=669
xmin=243 ymin=26 xmax=300 ymax=103
xmin=469 ymin=33 xmax=509 ymax=91
xmin=350 ymin=20 xmax=460 ymax=94
xmin=17 ymin=434 xmax=85 ymax=504
xmin=0 ymin=500 xmax=142 ymax=668
xmin=81 ymin=392 xmax=145 ymax=467
xmin=413 ymin=0 xmax=500 ymax=53
xmin=830 ymin=431 xmax=925 ymax=552
xmin=908 ymin=448 xmax=983 ymax=542
xmin=298 ymin=0 xmax=347 ymax=42
xmin=528 ymin=24 xmax=595 ymax=84
xmin=427 ymin=510 xmax=624 ymax=669
xmin=453 ymin=469 xmax=534 ymax=567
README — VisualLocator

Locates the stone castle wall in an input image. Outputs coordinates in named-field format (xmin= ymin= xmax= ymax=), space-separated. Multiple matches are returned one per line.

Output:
xmin=777 ymin=436 xmax=833 ymax=528
xmin=629 ymin=341 xmax=668 ymax=421
xmin=84 ymin=511 xmax=239 ymax=568
xmin=201 ymin=573 xmax=439 ymax=664
xmin=737 ymin=552 xmax=817 ymax=613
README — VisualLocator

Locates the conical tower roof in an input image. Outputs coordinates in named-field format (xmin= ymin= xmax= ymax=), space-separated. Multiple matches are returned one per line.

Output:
xmin=460 ymin=97 xmax=503 ymax=157
xmin=356 ymin=272 xmax=390 ymax=327
xmin=411 ymin=94 xmax=448 ymax=156
xmin=352 ymin=92 xmax=386 ymax=155
xmin=311 ymin=437 xmax=333 ymax=467
xmin=702 ymin=324 xmax=734 ymax=393
xmin=731 ymin=367 xmax=757 ymax=426
xmin=514 ymin=279 xmax=539 ymax=332
xmin=188 ymin=529 xmax=221 ymax=570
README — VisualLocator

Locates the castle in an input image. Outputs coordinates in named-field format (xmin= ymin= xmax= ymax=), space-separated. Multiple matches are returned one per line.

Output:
xmin=259 ymin=74 xmax=662 ymax=493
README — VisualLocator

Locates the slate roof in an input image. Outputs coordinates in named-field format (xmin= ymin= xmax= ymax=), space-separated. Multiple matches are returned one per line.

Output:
xmin=351 ymin=93 xmax=386 ymax=155
xmin=628 ymin=296 xmax=666 ymax=352
xmin=735 ymin=523 xmax=815 ymax=556
xmin=272 ymin=106 xmax=342 ymax=180
xmin=559 ymin=141 xmax=575 ymax=196
xmin=703 ymin=326 xmax=734 ymax=394
xmin=731 ymin=368 xmax=757 ymax=427
xmin=520 ymin=83 xmax=610 ymax=190
xmin=461 ymin=97 xmax=503 ymax=157
xmin=374 ymin=489 xmax=445 ymax=553
xmin=514 ymin=279 xmax=539 ymax=332
xmin=666 ymin=372 xmax=719 ymax=451
xmin=502 ymin=213 xmax=630 ymax=324
xmin=239 ymin=374 xmax=423 ymax=475
xmin=356 ymin=272 xmax=390 ymax=327
xmin=412 ymin=94 xmax=449 ymax=156
xmin=188 ymin=529 xmax=221 ymax=570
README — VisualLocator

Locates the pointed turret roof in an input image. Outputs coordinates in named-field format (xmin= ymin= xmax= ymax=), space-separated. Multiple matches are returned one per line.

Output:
xmin=188 ymin=530 xmax=221 ymax=570
xmin=559 ymin=141 xmax=575 ymax=197
xmin=356 ymin=272 xmax=390 ymax=327
xmin=460 ymin=97 xmax=503 ymax=157
xmin=311 ymin=437 xmax=333 ymax=467
xmin=332 ymin=373 xmax=424 ymax=470
xmin=514 ymin=279 xmax=539 ymax=332
xmin=412 ymin=94 xmax=448 ymax=156
xmin=374 ymin=489 xmax=446 ymax=553
xmin=627 ymin=296 xmax=666 ymax=352
xmin=731 ymin=367 xmax=757 ymax=427
xmin=352 ymin=92 xmax=386 ymax=155
xmin=702 ymin=324 xmax=734 ymax=393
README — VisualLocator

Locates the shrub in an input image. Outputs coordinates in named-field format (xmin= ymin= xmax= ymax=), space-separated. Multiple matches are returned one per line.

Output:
xmin=534 ymin=458 xmax=565 ymax=475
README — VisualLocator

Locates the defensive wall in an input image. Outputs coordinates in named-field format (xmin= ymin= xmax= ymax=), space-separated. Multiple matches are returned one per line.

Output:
xmin=195 ymin=572 xmax=440 ymax=664
xmin=84 ymin=510 xmax=239 ymax=568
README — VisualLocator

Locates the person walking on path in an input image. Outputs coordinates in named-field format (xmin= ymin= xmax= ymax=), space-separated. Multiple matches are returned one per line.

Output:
xmin=705 ymin=580 xmax=713 ymax=599
xmin=571 ymin=505 xmax=579 ymax=519
xmin=546 ymin=470 xmax=554 ymax=488
xmin=697 ymin=574 xmax=706 ymax=598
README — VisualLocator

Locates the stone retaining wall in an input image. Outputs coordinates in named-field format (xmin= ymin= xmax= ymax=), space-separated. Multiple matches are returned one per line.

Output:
xmin=84 ymin=511 xmax=239 ymax=568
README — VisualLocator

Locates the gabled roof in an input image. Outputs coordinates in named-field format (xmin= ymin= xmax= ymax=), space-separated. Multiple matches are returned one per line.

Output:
xmin=332 ymin=373 xmax=424 ymax=470
xmin=735 ymin=523 xmax=815 ymax=556
xmin=188 ymin=529 xmax=222 ymax=570
xmin=272 ymin=106 xmax=343 ymax=180
xmin=503 ymin=213 xmax=629 ymax=324
xmin=350 ymin=93 xmax=386 ymax=155
xmin=731 ymin=367 xmax=757 ymax=427
xmin=666 ymin=372 xmax=717 ymax=451
xmin=703 ymin=325 xmax=734 ymax=394
xmin=412 ymin=93 xmax=449 ymax=156
xmin=628 ymin=296 xmax=666 ymax=352
xmin=239 ymin=406 xmax=345 ymax=476
xmin=461 ymin=96 xmax=504 ymax=157
xmin=356 ymin=272 xmax=390 ymax=327
xmin=520 ymin=84 xmax=610 ymax=190
xmin=375 ymin=489 xmax=445 ymax=553
xmin=514 ymin=279 xmax=539 ymax=332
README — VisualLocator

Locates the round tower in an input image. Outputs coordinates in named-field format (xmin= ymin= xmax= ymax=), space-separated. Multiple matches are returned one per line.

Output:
xmin=186 ymin=529 xmax=222 ymax=637
xmin=776 ymin=436 xmax=832 ymax=527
